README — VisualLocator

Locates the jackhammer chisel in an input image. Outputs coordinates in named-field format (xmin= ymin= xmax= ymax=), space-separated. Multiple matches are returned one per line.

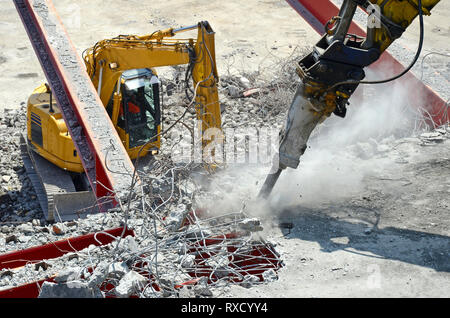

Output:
xmin=258 ymin=83 xmax=330 ymax=198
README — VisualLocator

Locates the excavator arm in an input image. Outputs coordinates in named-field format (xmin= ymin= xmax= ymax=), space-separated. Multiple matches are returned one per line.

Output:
xmin=259 ymin=0 xmax=440 ymax=198
xmin=82 ymin=21 xmax=221 ymax=157
xmin=296 ymin=0 xmax=440 ymax=119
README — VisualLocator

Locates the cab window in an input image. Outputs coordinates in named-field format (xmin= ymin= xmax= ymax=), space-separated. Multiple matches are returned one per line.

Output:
xmin=122 ymin=77 xmax=160 ymax=148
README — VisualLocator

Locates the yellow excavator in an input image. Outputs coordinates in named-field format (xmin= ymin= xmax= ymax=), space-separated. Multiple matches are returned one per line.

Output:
xmin=27 ymin=21 xmax=220 ymax=173
xmin=24 ymin=21 xmax=221 ymax=220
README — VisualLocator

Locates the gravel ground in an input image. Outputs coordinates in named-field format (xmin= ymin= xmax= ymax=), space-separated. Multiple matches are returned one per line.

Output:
xmin=0 ymin=105 xmax=43 ymax=225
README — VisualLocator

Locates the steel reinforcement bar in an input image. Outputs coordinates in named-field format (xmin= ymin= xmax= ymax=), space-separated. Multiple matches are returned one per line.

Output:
xmin=14 ymin=0 xmax=137 ymax=208
xmin=286 ymin=0 xmax=448 ymax=127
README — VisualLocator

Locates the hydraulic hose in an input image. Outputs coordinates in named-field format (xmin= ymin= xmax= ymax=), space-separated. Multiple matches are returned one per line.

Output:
xmin=329 ymin=0 xmax=425 ymax=90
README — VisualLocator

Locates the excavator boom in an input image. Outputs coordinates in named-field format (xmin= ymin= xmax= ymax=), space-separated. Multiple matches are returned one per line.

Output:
xmin=83 ymin=21 xmax=221 ymax=155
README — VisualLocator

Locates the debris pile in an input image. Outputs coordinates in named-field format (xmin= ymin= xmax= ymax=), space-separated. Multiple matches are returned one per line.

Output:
xmin=0 ymin=70 xmax=292 ymax=297
xmin=0 ymin=105 xmax=42 ymax=224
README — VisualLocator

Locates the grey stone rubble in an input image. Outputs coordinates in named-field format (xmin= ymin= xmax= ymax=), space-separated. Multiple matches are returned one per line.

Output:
xmin=38 ymin=281 xmax=103 ymax=298
xmin=0 ymin=105 xmax=43 ymax=226
xmin=0 ymin=204 xmax=278 ymax=298
xmin=331 ymin=0 xmax=450 ymax=102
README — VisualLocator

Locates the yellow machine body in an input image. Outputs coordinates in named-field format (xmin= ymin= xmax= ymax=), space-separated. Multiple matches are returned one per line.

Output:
xmin=27 ymin=83 xmax=84 ymax=173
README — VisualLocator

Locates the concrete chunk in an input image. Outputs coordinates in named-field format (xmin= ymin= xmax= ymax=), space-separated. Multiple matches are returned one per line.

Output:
xmin=38 ymin=281 xmax=103 ymax=298
xmin=115 ymin=270 xmax=148 ymax=298
xmin=238 ymin=218 xmax=263 ymax=232
xmin=107 ymin=261 xmax=129 ymax=278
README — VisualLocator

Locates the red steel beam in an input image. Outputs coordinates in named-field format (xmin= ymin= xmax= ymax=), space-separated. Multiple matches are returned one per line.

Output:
xmin=0 ymin=277 xmax=56 ymax=298
xmin=286 ymin=0 xmax=448 ymax=126
xmin=0 ymin=227 xmax=134 ymax=271
xmin=14 ymin=0 xmax=137 ymax=209
xmin=0 ymin=226 xmax=134 ymax=298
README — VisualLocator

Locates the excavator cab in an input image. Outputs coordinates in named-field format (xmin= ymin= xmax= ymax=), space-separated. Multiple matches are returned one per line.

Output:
xmin=107 ymin=68 xmax=161 ymax=158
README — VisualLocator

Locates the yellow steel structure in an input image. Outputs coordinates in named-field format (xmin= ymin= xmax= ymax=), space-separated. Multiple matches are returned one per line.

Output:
xmin=27 ymin=21 xmax=221 ymax=173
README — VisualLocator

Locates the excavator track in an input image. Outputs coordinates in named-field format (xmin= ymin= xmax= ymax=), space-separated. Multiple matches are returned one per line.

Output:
xmin=20 ymin=136 xmax=49 ymax=218
xmin=20 ymin=135 xmax=97 ymax=222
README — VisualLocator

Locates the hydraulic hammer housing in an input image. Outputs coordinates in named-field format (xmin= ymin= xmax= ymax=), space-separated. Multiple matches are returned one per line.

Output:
xmin=259 ymin=0 xmax=440 ymax=198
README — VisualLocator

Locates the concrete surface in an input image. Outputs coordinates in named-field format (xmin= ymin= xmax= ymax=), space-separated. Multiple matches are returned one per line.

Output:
xmin=0 ymin=0 xmax=319 ymax=112
xmin=225 ymin=132 xmax=450 ymax=297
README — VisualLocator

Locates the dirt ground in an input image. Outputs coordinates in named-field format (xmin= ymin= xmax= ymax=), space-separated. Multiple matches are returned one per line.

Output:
xmin=0 ymin=0 xmax=449 ymax=298
xmin=225 ymin=132 xmax=450 ymax=298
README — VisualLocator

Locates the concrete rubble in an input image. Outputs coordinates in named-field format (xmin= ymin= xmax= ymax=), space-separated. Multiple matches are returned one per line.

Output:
xmin=38 ymin=281 xmax=103 ymax=298
xmin=0 ymin=67 xmax=301 ymax=297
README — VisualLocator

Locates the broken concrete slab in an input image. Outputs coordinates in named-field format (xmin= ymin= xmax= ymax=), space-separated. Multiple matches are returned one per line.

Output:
xmin=38 ymin=281 xmax=103 ymax=298
xmin=115 ymin=270 xmax=147 ymax=298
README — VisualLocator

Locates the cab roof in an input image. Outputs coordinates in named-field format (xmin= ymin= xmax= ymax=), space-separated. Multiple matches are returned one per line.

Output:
xmin=121 ymin=68 xmax=153 ymax=81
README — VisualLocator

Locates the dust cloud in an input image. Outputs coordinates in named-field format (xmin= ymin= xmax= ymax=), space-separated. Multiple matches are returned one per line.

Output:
xmin=202 ymin=67 xmax=426 ymax=220
xmin=270 ymin=67 xmax=424 ymax=210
